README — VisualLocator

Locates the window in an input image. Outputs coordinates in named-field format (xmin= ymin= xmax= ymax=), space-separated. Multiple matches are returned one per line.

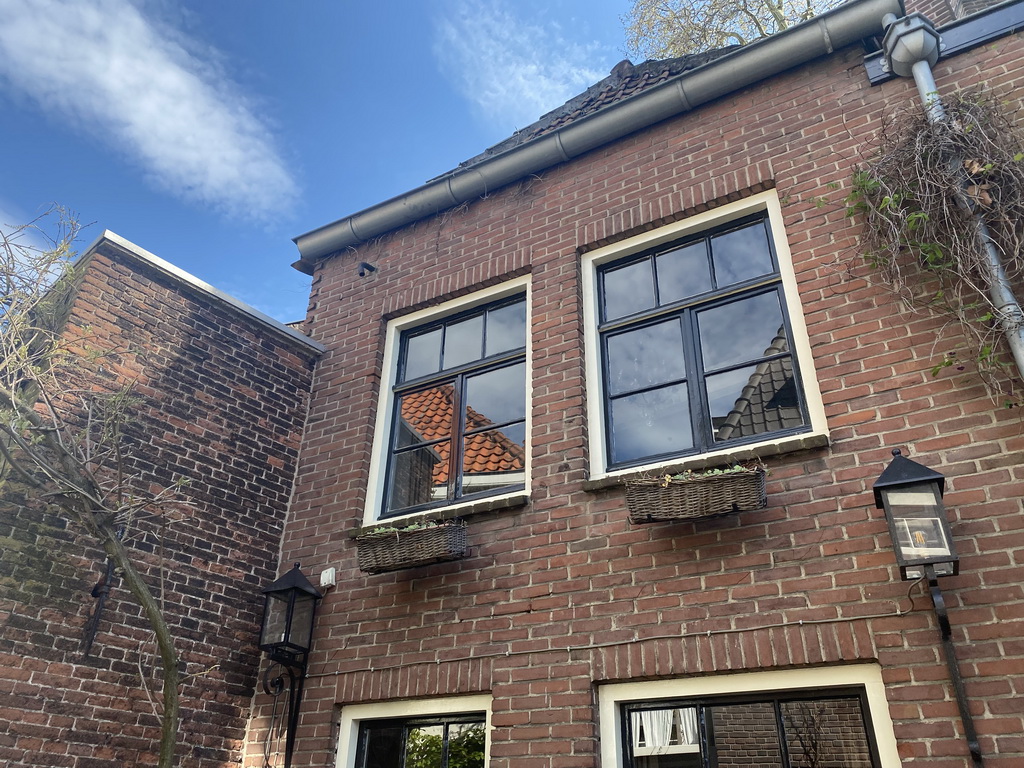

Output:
xmin=598 ymin=666 xmax=901 ymax=768
xmin=335 ymin=696 xmax=491 ymax=768
xmin=355 ymin=715 xmax=486 ymax=768
xmin=584 ymin=191 xmax=826 ymax=477
xmin=624 ymin=691 xmax=878 ymax=768
xmin=369 ymin=284 xmax=529 ymax=521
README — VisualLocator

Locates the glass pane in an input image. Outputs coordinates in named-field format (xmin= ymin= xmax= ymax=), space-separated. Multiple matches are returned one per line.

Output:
xmin=260 ymin=594 xmax=288 ymax=646
xmin=360 ymin=723 xmax=403 ymax=768
xmin=710 ymin=220 xmax=773 ymax=287
xmin=706 ymin=356 xmax=804 ymax=442
xmin=465 ymin=363 xmax=526 ymax=427
xmin=485 ymin=300 xmax=527 ymax=356
xmin=606 ymin=319 xmax=686 ymax=396
xmin=610 ymin=384 xmax=692 ymax=465
xmin=387 ymin=441 xmax=449 ymax=511
xmin=288 ymin=595 xmax=315 ymax=650
xmin=463 ymin=423 xmax=526 ymax=495
xmin=698 ymin=291 xmax=787 ymax=372
xmin=781 ymin=698 xmax=873 ymax=768
xmin=630 ymin=707 xmax=701 ymax=768
xmin=405 ymin=724 xmax=445 ymax=768
xmin=443 ymin=314 xmax=484 ymax=370
xmin=603 ymin=259 xmax=656 ymax=321
xmin=404 ymin=328 xmax=442 ymax=381
xmin=708 ymin=702 xmax=784 ymax=768
xmin=447 ymin=722 xmax=486 ymax=768
xmin=396 ymin=386 xmax=454 ymax=447
xmin=657 ymin=242 xmax=713 ymax=304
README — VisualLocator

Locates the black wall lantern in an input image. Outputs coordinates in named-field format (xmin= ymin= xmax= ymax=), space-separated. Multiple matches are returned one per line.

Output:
xmin=259 ymin=563 xmax=323 ymax=768
xmin=872 ymin=448 xmax=958 ymax=580
xmin=873 ymin=449 xmax=982 ymax=768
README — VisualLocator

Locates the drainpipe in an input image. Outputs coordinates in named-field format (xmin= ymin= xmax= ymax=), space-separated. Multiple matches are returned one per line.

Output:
xmin=882 ymin=19 xmax=991 ymax=768
xmin=882 ymin=12 xmax=1024 ymax=384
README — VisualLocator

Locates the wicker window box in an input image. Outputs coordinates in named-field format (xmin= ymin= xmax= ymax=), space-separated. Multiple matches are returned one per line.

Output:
xmin=625 ymin=468 xmax=767 ymax=523
xmin=355 ymin=520 xmax=468 ymax=573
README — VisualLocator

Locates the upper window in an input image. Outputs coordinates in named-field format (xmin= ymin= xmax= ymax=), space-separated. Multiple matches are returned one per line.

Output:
xmin=381 ymin=294 xmax=527 ymax=517
xmin=585 ymin=192 xmax=825 ymax=476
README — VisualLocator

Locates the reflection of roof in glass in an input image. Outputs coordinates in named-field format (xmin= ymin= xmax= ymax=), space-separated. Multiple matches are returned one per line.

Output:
xmin=715 ymin=327 xmax=802 ymax=441
xmin=400 ymin=386 xmax=525 ymax=484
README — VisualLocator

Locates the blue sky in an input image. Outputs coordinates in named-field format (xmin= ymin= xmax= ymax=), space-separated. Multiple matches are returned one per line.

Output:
xmin=0 ymin=0 xmax=630 ymax=322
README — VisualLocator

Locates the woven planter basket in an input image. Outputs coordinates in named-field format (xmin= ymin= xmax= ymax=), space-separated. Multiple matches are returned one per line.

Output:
xmin=625 ymin=469 xmax=767 ymax=523
xmin=356 ymin=520 xmax=468 ymax=573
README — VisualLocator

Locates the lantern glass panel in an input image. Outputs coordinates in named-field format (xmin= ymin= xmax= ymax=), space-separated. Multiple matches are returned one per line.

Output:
xmin=260 ymin=592 xmax=290 ymax=649
xmin=883 ymin=481 xmax=956 ymax=578
xmin=288 ymin=594 xmax=316 ymax=651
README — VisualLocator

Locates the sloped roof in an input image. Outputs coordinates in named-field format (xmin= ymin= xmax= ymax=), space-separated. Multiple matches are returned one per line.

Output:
xmin=438 ymin=50 xmax=736 ymax=178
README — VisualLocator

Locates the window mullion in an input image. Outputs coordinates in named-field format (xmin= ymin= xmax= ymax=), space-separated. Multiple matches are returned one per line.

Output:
xmin=451 ymin=374 xmax=468 ymax=501
xmin=682 ymin=308 xmax=710 ymax=451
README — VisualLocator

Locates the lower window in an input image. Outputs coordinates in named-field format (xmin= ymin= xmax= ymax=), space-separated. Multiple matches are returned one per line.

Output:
xmin=355 ymin=714 xmax=486 ymax=768
xmin=624 ymin=691 xmax=878 ymax=768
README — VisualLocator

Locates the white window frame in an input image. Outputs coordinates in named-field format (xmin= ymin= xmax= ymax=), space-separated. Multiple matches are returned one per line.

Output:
xmin=364 ymin=278 xmax=531 ymax=525
xmin=335 ymin=694 xmax=492 ymax=768
xmin=582 ymin=190 xmax=827 ymax=481
xmin=597 ymin=664 xmax=901 ymax=768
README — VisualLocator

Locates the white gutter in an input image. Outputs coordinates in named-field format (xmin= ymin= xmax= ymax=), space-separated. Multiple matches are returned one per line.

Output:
xmin=292 ymin=0 xmax=903 ymax=273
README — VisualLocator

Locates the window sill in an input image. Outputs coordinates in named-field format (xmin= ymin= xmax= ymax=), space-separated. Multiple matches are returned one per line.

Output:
xmin=349 ymin=492 xmax=529 ymax=538
xmin=583 ymin=432 xmax=829 ymax=492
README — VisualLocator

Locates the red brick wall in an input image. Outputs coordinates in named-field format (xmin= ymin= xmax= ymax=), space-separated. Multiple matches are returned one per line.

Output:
xmin=0 ymin=242 xmax=318 ymax=768
xmin=269 ymin=28 xmax=1024 ymax=768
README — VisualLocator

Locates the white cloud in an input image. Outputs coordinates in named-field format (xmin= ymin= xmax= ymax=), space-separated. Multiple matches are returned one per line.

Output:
xmin=434 ymin=0 xmax=609 ymax=133
xmin=0 ymin=0 xmax=298 ymax=221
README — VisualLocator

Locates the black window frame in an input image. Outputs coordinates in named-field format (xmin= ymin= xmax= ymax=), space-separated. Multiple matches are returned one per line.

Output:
xmin=621 ymin=686 xmax=883 ymax=768
xmin=382 ymin=295 xmax=527 ymax=518
xmin=355 ymin=713 xmax=487 ymax=768
xmin=597 ymin=213 xmax=811 ymax=470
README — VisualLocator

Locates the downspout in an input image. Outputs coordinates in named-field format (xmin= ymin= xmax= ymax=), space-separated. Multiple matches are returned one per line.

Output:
xmin=881 ymin=18 xmax=991 ymax=768
xmin=882 ymin=12 xmax=1024 ymax=382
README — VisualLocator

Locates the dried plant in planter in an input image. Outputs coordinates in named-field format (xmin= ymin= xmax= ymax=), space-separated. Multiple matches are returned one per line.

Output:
xmin=848 ymin=90 xmax=1024 ymax=404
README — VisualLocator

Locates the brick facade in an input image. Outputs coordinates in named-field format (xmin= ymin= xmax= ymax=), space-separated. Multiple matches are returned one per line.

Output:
xmin=1 ymin=235 xmax=321 ymax=767
xmin=268 ymin=6 xmax=1024 ymax=768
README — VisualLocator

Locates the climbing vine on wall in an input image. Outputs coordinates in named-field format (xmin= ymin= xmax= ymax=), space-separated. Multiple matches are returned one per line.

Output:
xmin=848 ymin=90 xmax=1024 ymax=403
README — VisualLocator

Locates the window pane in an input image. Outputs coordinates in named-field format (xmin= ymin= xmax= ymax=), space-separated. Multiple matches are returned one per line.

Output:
xmin=447 ymin=722 xmax=486 ymax=768
xmin=630 ymin=707 xmax=701 ymax=768
xmin=465 ymin=363 xmax=526 ymax=427
xmin=404 ymin=328 xmax=442 ymax=381
xmin=485 ymin=300 xmax=527 ymax=357
xmin=657 ymin=242 xmax=712 ymax=304
xmin=781 ymin=699 xmax=874 ymax=768
xmin=708 ymin=702 xmax=784 ymax=768
xmin=710 ymin=220 xmax=773 ymax=287
xmin=360 ymin=724 xmax=404 ymax=768
xmin=405 ymin=725 xmax=445 ymax=768
xmin=606 ymin=319 xmax=686 ymax=397
xmin=387 ymin=441 xmax=449 ymax=512
xmin=610 ymin=384 xmax=692 ymax=464
xmin=603 ymin=259 xmax=656 ymax=321
xmin=443 ymin=314 xmax=484 ymax=370
xmin=396 ymin=387 xmax=454 ymax=447
xmin=698 ymin=292 xmax=786 ymax=371
xmin=463 ymin=423 xmax=526 ymax=494
xmin=706 ymin=356 xmax=804 ymax=443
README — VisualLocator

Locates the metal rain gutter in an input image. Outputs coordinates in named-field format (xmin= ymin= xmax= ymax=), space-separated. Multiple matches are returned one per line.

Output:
xmin=292 ymin=0 xmax=902 ymax=274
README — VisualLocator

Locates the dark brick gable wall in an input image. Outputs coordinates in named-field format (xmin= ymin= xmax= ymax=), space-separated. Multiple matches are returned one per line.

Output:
xmin=1 ymin=243 xmax=318 ymax=768
xmin=267 ymin=29 xmax=1024 ymax=768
